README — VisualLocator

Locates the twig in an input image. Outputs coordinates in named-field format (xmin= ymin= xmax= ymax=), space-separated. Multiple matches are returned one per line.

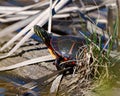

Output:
xmin=0 ymin=55 xmax=54 ymax=71
xmin=116 ymin=0 xmax=120 ymax=39
xmin=107 ymin=5 xmax=115 ymax=36
xmin=0 ymin=13 xmax=39 ymax=37
xmin=0 ymin=6 xmax=22 ymax=11
xmin=48 ymin=0 xmax=53 ymax=34
xmin=0 ymin=16 xmax=28 ymax=22
xmin=50 ymin=74 xmax=63 ymax=95
xmin=0 ymin=10 xmax=39 ymax=15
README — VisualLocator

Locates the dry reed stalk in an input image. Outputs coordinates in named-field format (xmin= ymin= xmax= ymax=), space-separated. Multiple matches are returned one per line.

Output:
xmin=0 ymin=6 xmax=22 ymax=11
xmin=0 ymin=13 xmax=39 ymax=37
xmin=0 ymin=10 xmax=39 ymax=15
xmin=0 ymin=7 xmax=49 ymax=52
xmin=0 ymin=55 xmax=54 ymax=71
xmin=0 ymin=0 xmax=72 ymax=59
xmin=0 ymin=13 xmax=70 ymax=23
xmin=0 ymin=0 xmax=49 ymax=18
xmin=50 ymin=74 xmax=63 ymax=95
xmin=0 ymin=16 xmax=28 ymax=22
xmin=116 ymin=0 xmax=120 ymax=39
xmin=0 ymin=2 xmax=115 ymax=23
xmin=48 ymin=0 xmax=52 ymax=34
xmin=107 ymin=5 xmax=114 ymax=36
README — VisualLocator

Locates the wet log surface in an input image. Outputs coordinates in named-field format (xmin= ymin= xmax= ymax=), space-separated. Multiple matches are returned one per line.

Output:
xmin=0 ymin=33 xmax=56 ymax=79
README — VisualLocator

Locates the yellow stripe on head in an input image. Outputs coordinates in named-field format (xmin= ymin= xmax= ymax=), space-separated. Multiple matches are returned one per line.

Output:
xmin=34 ymin=25 xmax=56 ymax=58
xmin=34 ymin=25 xmax=51 ymax=47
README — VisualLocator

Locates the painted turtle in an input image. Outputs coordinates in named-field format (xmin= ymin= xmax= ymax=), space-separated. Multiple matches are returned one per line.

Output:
xmin=34 ymin=25 xmax=87 ymax=70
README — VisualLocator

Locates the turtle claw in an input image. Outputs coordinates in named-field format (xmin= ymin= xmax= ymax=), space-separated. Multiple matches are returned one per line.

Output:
xmin=53 ymin=58 xmax=75 ymax=75
xmin=53 ymin=57 xmax=63 ymax=70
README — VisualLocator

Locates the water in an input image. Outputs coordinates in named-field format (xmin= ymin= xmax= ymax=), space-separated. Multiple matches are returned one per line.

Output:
xmin=0 ymin=73 xmax=31 ymax=96
xmin=0 ymin=79 xmax=22 ymax=96
xmin=0 ymin=71 xmax=60 ymax=96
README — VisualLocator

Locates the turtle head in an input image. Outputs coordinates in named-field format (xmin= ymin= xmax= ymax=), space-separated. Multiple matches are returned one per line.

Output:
xmin=34 ymin=25 xmax=51 ymax=47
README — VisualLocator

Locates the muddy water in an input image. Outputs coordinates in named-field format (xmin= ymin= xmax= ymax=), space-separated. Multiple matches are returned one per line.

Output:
xmin=0 ymin=71 xmax=33 ymax=96
xmin=0 ymin=72 xmax=53 ymax=96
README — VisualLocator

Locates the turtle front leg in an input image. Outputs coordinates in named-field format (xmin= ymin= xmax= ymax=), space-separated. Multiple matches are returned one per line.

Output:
xmin=53 ymin=57 xmax=63 ymax=70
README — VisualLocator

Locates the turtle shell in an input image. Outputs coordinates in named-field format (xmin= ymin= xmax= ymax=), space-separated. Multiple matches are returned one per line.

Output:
xmin=51 ymin=36 xmax=86 ymax=59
